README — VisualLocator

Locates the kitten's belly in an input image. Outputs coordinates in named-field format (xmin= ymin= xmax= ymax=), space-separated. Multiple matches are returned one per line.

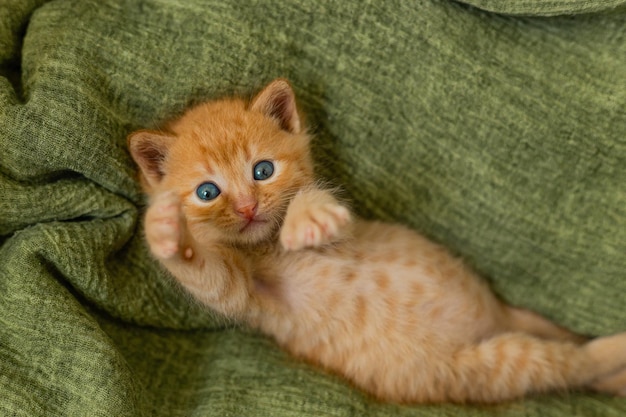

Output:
xmin=256 ymin=220 xmax=506 ymax=367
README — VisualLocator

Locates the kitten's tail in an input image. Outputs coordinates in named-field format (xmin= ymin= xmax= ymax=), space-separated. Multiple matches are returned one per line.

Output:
xmin=440 ymin=332 xmax=626 ymax=403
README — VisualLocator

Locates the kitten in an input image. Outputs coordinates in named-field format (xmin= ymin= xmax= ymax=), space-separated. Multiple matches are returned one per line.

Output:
xmin=128 ymin=79 xmax=626 ymax=403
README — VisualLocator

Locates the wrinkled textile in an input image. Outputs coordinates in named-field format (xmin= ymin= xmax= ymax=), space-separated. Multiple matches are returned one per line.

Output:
xmin=1 ymin=0 xmax=625 ymax=416
xmin=460 ymin=0 xmax=626 ymax=15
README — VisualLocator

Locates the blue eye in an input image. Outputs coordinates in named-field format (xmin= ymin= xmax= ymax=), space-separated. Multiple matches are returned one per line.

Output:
xmin=196 ymin=182 xmax=220 ymax=201
xmin=253 ymin=160 xmax=274 ymax=181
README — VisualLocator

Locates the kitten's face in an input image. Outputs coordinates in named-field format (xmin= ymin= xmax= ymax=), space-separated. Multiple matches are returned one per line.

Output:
xmin=129 ymin=80 xmax=314 ymax=246
xmin=163 ymin=99 xmax=313 ymax=245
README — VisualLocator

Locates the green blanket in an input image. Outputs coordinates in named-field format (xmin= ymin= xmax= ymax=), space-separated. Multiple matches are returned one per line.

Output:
xmin=1 ymin=0 xmax=625 ymax=415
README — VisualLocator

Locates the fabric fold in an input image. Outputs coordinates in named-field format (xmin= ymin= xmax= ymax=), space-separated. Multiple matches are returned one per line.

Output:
xmin=456 ymin=0 xmax=626 ymax=16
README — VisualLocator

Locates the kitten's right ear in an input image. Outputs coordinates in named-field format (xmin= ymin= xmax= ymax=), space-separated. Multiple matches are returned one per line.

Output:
xmin=127 ymin=130 xmax=174 ymax=189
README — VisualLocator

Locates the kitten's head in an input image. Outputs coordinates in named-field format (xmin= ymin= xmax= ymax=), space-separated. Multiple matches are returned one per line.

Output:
xmin=128 ymin=79 xmax=314 ymax=245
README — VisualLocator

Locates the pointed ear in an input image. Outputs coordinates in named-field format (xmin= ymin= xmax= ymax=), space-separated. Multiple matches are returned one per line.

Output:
xmin=250 ymin=78 xmax=301 ymax=134
xmin=127 ymin=129 xmax=175 ymax=189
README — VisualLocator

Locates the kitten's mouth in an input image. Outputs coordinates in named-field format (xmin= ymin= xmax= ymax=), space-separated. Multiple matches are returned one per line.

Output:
xmin=239 ymin=218 xmax=268 ymax=233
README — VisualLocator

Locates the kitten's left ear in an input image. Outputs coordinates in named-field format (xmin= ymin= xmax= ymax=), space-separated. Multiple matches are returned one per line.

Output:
xmin=250 ymin=78 xmax=301 ymax=134
xmin=127 ymin=129 xmax=175 ymax=190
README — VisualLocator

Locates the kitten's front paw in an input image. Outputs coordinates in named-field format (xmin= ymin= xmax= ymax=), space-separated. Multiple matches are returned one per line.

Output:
xmin=280 ymin=203 xmax=351 ymax=251
xmin=145 ymin=191 xmax=183 ymax=259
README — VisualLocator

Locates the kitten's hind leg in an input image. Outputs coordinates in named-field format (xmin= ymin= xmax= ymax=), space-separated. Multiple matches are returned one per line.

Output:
xmin=441 ymin=332 xmax=626 ymax=403
xmin=584 ymin=333 xmax=626 ymax=380
xmin=503 ymin=306 xmax=588 ymax=344
xmin=590 ymin=367 xmax=626 ymax=396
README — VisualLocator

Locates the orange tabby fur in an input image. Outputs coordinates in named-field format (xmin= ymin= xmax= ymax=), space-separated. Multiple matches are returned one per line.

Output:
xmin=128 ymin=79 xmax=626 ymax=403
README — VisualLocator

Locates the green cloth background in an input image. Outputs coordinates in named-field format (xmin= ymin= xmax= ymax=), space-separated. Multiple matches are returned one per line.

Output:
xmin=1 ymin=0 xmax=625 ymax=415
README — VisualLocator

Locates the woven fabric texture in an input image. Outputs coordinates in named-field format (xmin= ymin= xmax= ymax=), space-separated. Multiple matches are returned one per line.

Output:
xmin=1 ymin=0 xmax=625 ymax=416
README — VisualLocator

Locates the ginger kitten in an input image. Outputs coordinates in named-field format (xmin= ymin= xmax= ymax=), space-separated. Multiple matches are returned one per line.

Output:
xmin=128 ymin=79 xmax=626 ymax=403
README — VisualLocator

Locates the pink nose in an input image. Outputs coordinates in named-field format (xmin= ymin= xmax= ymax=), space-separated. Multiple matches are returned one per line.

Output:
xmin=235 ymin=202 xmax=258 ymax=220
